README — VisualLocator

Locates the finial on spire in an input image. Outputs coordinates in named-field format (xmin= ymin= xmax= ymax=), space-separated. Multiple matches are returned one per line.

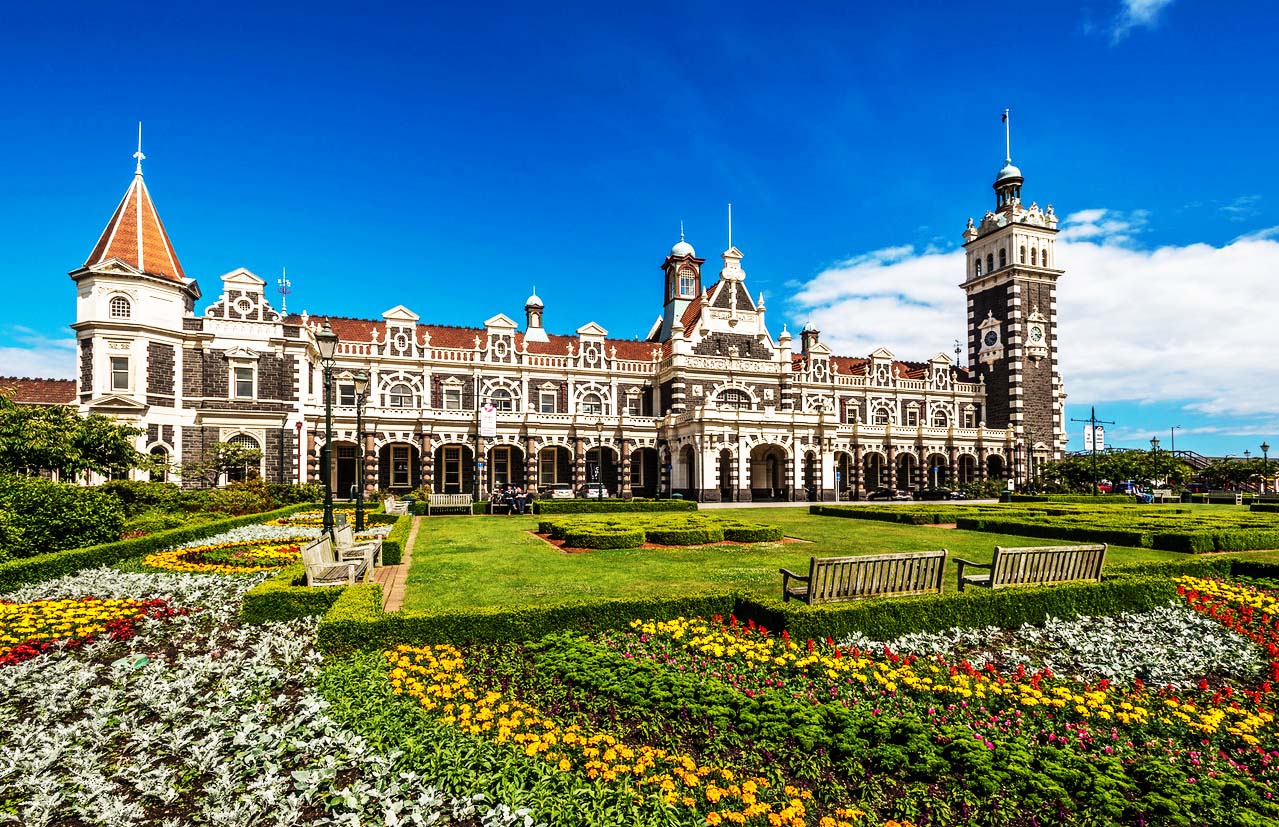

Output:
xmin=277 ymin=267 xmax=292 ymax=313
xmin=1002 ymin=108 xmax=1011 ymax=163
xmin=133 ymin=122 xmax=145 ymax=175
xmin=680 ymin=220 xmax=685 ymax=242
xmin=727 ymin=203 xmax=733 ymax=249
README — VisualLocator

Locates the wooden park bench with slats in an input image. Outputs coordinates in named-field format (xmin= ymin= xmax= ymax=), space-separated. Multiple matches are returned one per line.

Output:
xmin=427 ymin=493 xmax=474 ymax=515
xmin=955 ymin=543 xmax=1107 ymax=592
xmin=301 ymin=536 xmax=369 ymax=587
xmin=779 ymin=549 xmax=948 ymax=605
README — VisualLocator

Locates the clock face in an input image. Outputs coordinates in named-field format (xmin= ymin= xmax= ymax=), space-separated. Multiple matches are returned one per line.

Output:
xmin=1029 ymin=325 xmax=1044 ymax=343
xmin=983 ymin=330 xmax=999 ymax=347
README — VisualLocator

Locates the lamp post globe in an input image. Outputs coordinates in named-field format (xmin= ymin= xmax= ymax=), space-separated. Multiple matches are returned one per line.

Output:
xmin=353 ymin=369 xmax=370 ymax=531
xmin=316 ymin=321 xmax=340 ymax=540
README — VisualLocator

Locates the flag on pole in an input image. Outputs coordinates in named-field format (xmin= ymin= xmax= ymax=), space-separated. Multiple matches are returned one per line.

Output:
xmin=1002 ymin=110 xmax=1008 ymax=123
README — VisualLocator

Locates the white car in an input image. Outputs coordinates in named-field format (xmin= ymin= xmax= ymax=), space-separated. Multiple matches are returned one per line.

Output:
xmin=577 ymin=484 xmax=610 ymax=499
xmin=544 ymin=483 xmax=574 ymax=499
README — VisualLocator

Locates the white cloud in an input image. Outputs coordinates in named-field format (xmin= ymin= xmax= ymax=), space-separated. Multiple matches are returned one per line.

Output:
xmin=789 ymin=214 xmax=1279 ymax=420
xmin=0 ymin=326 xmax=76 ymax=380
xmin=1111 ymin=0 xmax=1177 ymax=41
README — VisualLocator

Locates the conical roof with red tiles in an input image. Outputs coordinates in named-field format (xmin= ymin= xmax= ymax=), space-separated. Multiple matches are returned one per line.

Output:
xmin=83 ymin=171 xmax=185 ymax=282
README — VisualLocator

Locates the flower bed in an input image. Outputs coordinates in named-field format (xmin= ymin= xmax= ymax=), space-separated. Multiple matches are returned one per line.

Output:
xmin=142 ymin=537 xmax=313 ymax=574
xmin=0 ymin=596 xmax=182 ymax=667
xmin=0 ymin=567 xmax=535 ymax=827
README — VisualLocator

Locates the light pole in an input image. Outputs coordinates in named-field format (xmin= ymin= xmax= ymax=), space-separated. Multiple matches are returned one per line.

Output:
xmin=595 ymin=418 xmax=605 ymax=498
xmin=1150 ymin=436 xmax=1160 ymax=486
xmin=353 ymin=369 xmax=370 ymax=531
xmin=1170 ymin=425 xmax=1180 ymax=456
xmin=315 ymin=322 xmax=340 ymax=541
xmin=1262 ymin=441 xmax=1271 ymax=494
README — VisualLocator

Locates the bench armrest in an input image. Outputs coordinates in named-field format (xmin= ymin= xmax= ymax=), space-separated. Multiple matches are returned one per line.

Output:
xmin=778 ymin=567 xmax=810 ymax=602
xmin=953 ymin=557 xmax=991 ymax=592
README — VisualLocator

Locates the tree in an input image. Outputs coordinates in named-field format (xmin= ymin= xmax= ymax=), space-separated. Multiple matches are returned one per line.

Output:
xmin=0 ymin=395 xmax=151 ymax=479
xmin=1039 ymin=449 xmax=1194 ymax=493
xmin=181 ymin=441 xmax=264 ymax=489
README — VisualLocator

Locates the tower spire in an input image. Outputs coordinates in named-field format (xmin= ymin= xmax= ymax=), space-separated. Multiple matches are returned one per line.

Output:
xmin=727 ymin=203 xmax=733 ymax=249
xmin=1003 ymin=108 xmax=1011 ymax=163
xmin=680 ymin=220 xmax=685 ymax=242
xmin=133 ymin=122 xmax=145 ymax=176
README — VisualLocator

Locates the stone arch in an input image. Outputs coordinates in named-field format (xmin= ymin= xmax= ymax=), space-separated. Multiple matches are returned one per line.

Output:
xmin=925 ymin=452 xmax=950 ymax=489
xmin=897 ymin=451 xmax=919 ymax=492
xmin=629 ymin=446 xmax=660 ymax=497
xmin=480 ymin=377 xmax=522 ymax=412
xmin=382 ymin=441 xmax=423 ymax=492
xmin=378 ymin=371 xmax=422 ymax=409
xmin=533 ymin=444 xmax=572 ymax=491
xmin=573 ymin=381 xmax=612 ymax=415
xmin=674 ymin=444 xmax=697 ymax=498
xmin=802 ymin=449 xmax=820 ymax=501
xmin=834 ymin=450 xmax=855 ymax=500
xmin=486 ymin=443 xmax=525 ymax=492
xmin=986 ymin=452 xmax=1006 ymax=480
xmin=711 ymin=382 xmax=756 ymax=410
xmin=750 ymin=443 xmax=789 ymax=501
xmin=958 ymin=453 xmax=978 ymax=485
xmin=863 ymin=450 xmax=886 ymax=491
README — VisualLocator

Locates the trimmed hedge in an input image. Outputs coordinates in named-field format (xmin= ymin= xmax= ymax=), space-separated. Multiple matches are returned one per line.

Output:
xmin=239 ymin=564 xmax=343 ymax=624
xmin=411 ymin=499 xmax=492 ymax=516
xmin=735 ymin=577 xmax=1180 ymax=642
xmin=644 ymin=525 xmax=725 ymax=545
xmin=316 ymin=587 xmax=737 ymax=652
xmin=380 ymin=514 xmax=412 ymax=565
xmin=562 ymin=526 xmax=645 ymax=549
xmin=1009 ymin=494 xmax=1135 ymax=503
xmin=532 ymin=499 xmax=698 ymax=515
xmin=1251 ymin=503 xmax=1279 ymax=514
xmin=0 ymin=502 xmax=319 ymax=593
xmin=721 ymin=522 xmax=785 ymax=543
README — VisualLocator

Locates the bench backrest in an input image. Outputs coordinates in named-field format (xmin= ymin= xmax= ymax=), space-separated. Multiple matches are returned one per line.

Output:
xmin=334 ymin=524 xmax=354 ymax=549
xmin=990 ymin=544 xmax=1107 ymax=588
xmin=301 ymin=536 xmax=334 ymax=570
xmin=807 ymin=549 xmax=948 ymax=601
xmin=431 ymin=493 xmax=473 ymax=505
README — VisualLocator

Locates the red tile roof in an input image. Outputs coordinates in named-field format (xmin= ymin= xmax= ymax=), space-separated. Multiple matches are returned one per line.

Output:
xmin=0 ymin=377 xmax=76 ymax=405
xmin=291 ymin=315 xmax=661 ymax=362
xmin=84 ymin=173 xmax=185 ymax=282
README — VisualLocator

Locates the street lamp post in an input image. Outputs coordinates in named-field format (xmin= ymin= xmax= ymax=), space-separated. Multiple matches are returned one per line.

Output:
xmin=353 ymin=369 xmax=370 ymax=532
xmin=1263 ymin=441 xmax=1271 ymax=494
xmin=1170 ymin=425 xmax=1180 ymax=457
xmin=595 ymin=418 xmax=606 ymax=498
xmin=1150 ymin=436 xmax=1160 ymax=486
xmin=315 ymin=322 xmax=340 ymax=541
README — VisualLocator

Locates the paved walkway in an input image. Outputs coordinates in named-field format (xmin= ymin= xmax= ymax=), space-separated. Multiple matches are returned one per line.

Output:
xmin=371 ymin=515 xmax=421 ymax=612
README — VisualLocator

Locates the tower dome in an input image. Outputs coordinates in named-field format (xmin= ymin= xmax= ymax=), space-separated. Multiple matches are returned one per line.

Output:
xmin=525 ymin=290 xmax=543 ymax=308
xmin=670 ymin=239 xmax=695 ymax=257
xmin=995 ymin=161 xmax=1023 ymax=184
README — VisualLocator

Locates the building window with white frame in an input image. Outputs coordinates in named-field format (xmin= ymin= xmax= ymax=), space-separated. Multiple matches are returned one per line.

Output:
xmin=389 ymin=383 xmax=416 ymax=408
xmin=233 ymin=366 xmax=255 ymax=399
xmin=873 ymin=407 xmax=891 ymax=426
xmin=905 ymin=405 xmax=920 ymax=427
xmin=678 ymin=266 xmax=697 ymax=297
xmin=580 ymin=392 xmax=603 ymax=415
xmin=716 ymin=389 xmax=751 ymax=410
xmin=441 ymin=386 xmax=461 ymax=410
xmin=226 ymin=434 xmax=261 ymax=482
xmin=491 ymin=388 xmax=514 ymax=412
xmin=626 ymin=391 xmax=641 ymax=416
xmin=338 ymin=383 xmax=356 ymax=407
xmin=393 ymin=445 xmax=413 ymax=488
xmin=110 ymin=356 xmax=130 ymax=391
xmin=109 ymin=296 xmax=131 ymax=319
xmin=931 ymin=410 xmax=948 ymax=428
xmin=962 ymin=407 xmax=977 ymax=428
xmin=844 ymin=402 xmax=859 ymax=424
xmin=539 ymin=390 xmax=557 ymax=414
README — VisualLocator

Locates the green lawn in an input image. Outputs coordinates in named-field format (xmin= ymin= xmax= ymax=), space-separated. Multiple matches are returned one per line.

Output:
xmin=400 ymin=507 xmax=1277 ymax=612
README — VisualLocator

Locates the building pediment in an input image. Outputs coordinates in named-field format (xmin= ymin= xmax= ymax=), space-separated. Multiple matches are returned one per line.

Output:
xmin=576 ymin=321 xmax=608 ymax=337
xmin=223 ymin=346 xmax=260 ymax=361
xmin=85 ymin=394 xmax=148 ymax=413
xmin=484 ymin=313 xmax=518 ymax=330
xmin=218 ymin=268 xmax=265 ymax=288
xmin=382 ymin=305 xmax=420 ymax=323
xmin=869 ymin=347 xmax=895 ymax=360
xmin=929 ymin=352 xmax=953 ymax=364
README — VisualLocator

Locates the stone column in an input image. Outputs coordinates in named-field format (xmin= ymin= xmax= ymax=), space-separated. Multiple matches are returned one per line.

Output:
xmin=620 ymin=438 xmax=632 ymax=499
xmin=659 ymin=446 xmax=671 ymax=496
xmin=573 ymin=436 xmax=585 ymax=490
xmin=525 ymin=436 xmax=538 ymax=492
xmin=916 ymin=444 xmax=927 ymax=492
xmin=420 ymin=433 xmax=434 ymax=493
xmin=306 ymin=428 xmax=319 ymax=484
xmin=886 ymin=445 xmax=897 ymax=490
xmin=820 ymin=443 xmax=836 ymax=501
xmin=737 ymin=439 xmax=752 ymax=502
xmin=978 ymin=446 xmax=988 ymax=482
xmin=852 ymin=444 xmax=863 ymax=500
xmin=948 ymin=446 xmax=958 ymax=489
xmin=363 ymin=431 xmax=377 ymax=495
xmin=787 ymin=445 xmax=800 ymax=501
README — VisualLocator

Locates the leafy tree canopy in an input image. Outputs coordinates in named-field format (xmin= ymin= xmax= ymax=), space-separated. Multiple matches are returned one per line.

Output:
xmin=0 ymin=395 xmax=150 ymax=478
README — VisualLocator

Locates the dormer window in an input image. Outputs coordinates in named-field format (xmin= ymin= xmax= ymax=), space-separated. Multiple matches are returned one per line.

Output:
xmin=678 ymin=266 xmax=697 ymax=298
xmin=109 ymin=296 xmax=131 ymax=319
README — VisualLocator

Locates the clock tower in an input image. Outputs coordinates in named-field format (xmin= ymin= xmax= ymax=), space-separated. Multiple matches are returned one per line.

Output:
xmin=961 ymin=112 xmax=1066 ymax=481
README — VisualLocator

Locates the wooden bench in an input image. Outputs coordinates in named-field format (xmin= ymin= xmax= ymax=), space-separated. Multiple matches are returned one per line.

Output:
xmin=427 ymin=493 xmax=474 ymax=515
xmin=383 ymin=498 xmax=410 ymax=516
xmin=301 ymin=536 xmax=369 ymax=587
xmin=335 ymin=523 xmax=383 ymax=567
xmin=779 ymin=549 xmax=948 ymax=605
xmin=955 ymin=543 xmax=1107 ymax=592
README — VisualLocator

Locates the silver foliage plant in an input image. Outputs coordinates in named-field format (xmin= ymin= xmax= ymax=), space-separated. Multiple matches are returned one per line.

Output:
xmin=0 ymin=568 xmax=536 ymax=827
xmin=838 ymin=601 xmax=1265 ymax=688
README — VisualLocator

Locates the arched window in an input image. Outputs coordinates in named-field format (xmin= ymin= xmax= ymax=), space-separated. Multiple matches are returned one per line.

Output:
xmin=149 ymin=446 xmax=169 ymax=482
xmin=986 ymin=254 xmax=994 ymax=273
xmin=1019 ymin=246 xmax=1026 ymax=263
xmin=678 ymin=266 xmax=697 ymax=298
xmin=931 ymin=411 xmax=949 ymax=428
xmin=1041 ymin=248 xmax=1048 ymax=266
xmin=490 ymin=388 xmax=514 ymax=412
xmin=716 ymin=389 xmax=751 ymax=410
xmin=998 ymin=248 xmax=1007 ymax=269
xmin=388 ymin=383 xmax=415 ymax=408
xmin=974 ymin=259 xmax=982 ymax=276
xmin=1030 ymin=248 xmax=1038 ymax=266
xmin=873 ymin=407 xmax=891 ymax=426
xmin=226 ymin=434 xmax=260 ymax=482
xmin=109 ymin=296 xmax=131 ymax=319
xmin=580 ymin=392 xmax=604 ymax=415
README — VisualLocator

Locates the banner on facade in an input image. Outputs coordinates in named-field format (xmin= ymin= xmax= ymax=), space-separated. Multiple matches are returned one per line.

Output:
xmin=1083 ymin=425 xmax=1094 ymax=451
xmin=479 ymin=401 xmax=497 ymax=438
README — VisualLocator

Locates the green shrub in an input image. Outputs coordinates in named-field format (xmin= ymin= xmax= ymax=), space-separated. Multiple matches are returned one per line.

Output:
xmin=203 ymin=479 xmax=273 ymax=515
xmin=1251 ymin=503 xmax=1279 ymax=514
xmin=380 ymin=514 xmax=412 ymax=565
xmin=644 ymin=525 xmax=724 ymax=545
xmin=735 ymin=577 xmax=1179 ymax=642
xmin=532 ymin=500 xmax=698 ymax=515
xmin=239 ymin=564 xmax=345 ymax=623
xmin=562 ymin=526 xmax=645 ymax=549
xmin=99 ymin=480 xmax=184 ymax=516
xmin=0 ymin=474 xmax=125 ymax=557
xmin=123 ymin=508 xmax=221 ymax=536
xmin=0 ymin=502 xmax=315 ymax=593
xmin=1010 ymin=494 xmax=1134 ymax=503
xmin=266 ymin=482 xmax=325 ymax=505
xmin=0 ymin=510 xmax=22 ymax=563
xmin=316 ymin=588 xmax=737 ymax=652
xmin=721 ymin=522 xmax=785 ymax=543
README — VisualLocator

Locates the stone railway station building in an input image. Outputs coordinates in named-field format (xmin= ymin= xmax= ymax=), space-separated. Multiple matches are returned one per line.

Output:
xmin=62 ymin=145 xmax=1066 ymax=501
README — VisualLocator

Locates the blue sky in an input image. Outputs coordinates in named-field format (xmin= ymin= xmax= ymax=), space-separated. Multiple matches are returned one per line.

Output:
xmin=2 ymin=0 xmax=1277 ymax=457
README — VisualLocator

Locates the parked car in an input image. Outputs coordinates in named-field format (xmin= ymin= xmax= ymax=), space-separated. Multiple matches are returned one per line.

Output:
xmin=576 ymin=484 xmax=610 ymax=499
xmin=918 ymin=488 xmax=956 ymax=501
xmin=544 ymin=483 xmax=574 ymax=499
xmin=867 ymin=488 xmax=912 ymax=501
